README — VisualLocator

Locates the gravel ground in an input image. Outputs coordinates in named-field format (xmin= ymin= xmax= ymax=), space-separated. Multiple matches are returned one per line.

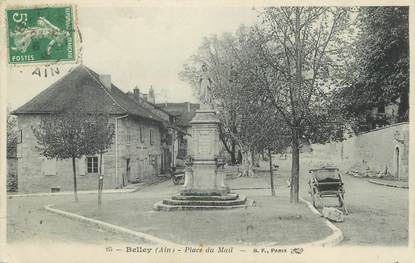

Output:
xmin=9 ymin=154 xmax=406 ymax=247
xmin=55 ymin=177 xmax=331 ymax=246
xmin=280 ymin=155 xmax=408 ymax=246
xmin=314 ymin=175 xmax=408 ymax=246
xmin=7 ymin=194 xmax=149 ymax=244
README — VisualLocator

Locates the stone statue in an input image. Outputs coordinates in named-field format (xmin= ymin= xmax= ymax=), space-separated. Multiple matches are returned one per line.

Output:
xmin=199 ymin=64 xmax=212 ymax=106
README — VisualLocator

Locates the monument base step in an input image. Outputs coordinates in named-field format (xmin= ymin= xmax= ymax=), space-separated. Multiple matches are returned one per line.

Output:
xmin=153 ymin=195 xmax=248 ymax=211
xmin=172 ymin=193 xmax=239 ymax=201
xmin=162 ymin=196 xmax=246 ymax=207
xmin=179 ymin=188 xmax=230 ymax=196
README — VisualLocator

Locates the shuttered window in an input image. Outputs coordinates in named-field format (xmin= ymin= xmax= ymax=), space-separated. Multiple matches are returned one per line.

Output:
xmin=87 ymin=157 xmax=98 ymax=173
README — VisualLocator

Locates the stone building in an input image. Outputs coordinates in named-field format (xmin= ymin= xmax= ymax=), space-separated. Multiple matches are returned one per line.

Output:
xmin=13 ymin=65 xmax=171 ymax=193
xmin=157 ymin=102 xmax=200 ymax=159
xmin=127 ymin=87 xmax=187 ymax=170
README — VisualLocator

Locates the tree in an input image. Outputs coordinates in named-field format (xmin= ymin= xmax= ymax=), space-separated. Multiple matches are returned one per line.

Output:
xmin=7 ymin=107 xmax=18 ymax=158
xmin=33 ymin=109 xmax=113 ymax=201
xmin=252 ymin=104 xmax=291 ymax=196
xmin=7 ymin=107 xmax=18 ymax=192
xmin=337 ymin=7 xmax=409 ymax=132
xmin=180 ymin=30 xmax=257 ymax=176
xmin=181 ymin=8 xmax=351 ymax=200
xmin=181 ymin=39 xmax=238 ymax=165
xmin=251 ymin=7 xmax=351 ymax=202
xmin=85 ymin=113 xmax=115 ymax=207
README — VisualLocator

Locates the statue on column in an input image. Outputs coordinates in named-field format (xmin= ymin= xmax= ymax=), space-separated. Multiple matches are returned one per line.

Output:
xmin=199 ymin=64 xmax=213 ymax=107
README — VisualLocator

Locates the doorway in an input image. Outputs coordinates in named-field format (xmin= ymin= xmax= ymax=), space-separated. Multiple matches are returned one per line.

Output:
xmin=124 ymin=158 xmax=131 ymax=185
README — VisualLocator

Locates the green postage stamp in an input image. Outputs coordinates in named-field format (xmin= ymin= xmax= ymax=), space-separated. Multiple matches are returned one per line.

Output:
xmin=6 ymin=5 xmax=76 ymax=64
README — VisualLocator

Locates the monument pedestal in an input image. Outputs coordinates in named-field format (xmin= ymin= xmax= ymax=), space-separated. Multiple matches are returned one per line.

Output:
xmin=154 ymin=105 xmax=247 ymax=211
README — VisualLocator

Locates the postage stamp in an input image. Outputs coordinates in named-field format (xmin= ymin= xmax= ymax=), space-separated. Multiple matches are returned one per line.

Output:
xmin=6 ymin=5 xmax=76 ymax=64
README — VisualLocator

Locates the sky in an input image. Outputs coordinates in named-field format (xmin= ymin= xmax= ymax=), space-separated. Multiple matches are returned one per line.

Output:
xmin=6 ymin=5 xmax=258 ymax=109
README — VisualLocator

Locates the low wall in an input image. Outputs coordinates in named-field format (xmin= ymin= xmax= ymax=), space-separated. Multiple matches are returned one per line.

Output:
xmin=310 ymin=123 xmax=409 ymax=180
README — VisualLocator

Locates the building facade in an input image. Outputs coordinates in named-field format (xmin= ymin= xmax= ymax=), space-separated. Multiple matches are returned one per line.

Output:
xmin=13 ymin=65 xmax=170 ymax=193
xmin=157 ymin=102 xmax=200 ymax=160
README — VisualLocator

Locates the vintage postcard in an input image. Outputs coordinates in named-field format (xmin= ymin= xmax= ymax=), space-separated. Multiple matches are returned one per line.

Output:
xmin=0 ymin=0 xmax=413 ymax=262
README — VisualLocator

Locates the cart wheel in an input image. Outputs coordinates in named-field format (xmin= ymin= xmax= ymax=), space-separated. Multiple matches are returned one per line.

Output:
xmin=172 ymin=177 xmax=180 ymax=185
xmin=312 ymin=193 xmax=317 ymax=208
xmin=338 ymin=193 xmax=344 ymax=207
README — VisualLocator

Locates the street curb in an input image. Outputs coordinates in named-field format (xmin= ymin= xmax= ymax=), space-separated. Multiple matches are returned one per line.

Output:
xmin=8 ymin=177 xmax=171 ymax=198
xmin=44 ymin=204 xmax=178 ymax=246
xmin=367 ymin=179 xmax=409 ymax=189
xmin=8 ymin=188 xmax=135 ymax=198
xmin=299 ymin=197 xmax=344 ymax=247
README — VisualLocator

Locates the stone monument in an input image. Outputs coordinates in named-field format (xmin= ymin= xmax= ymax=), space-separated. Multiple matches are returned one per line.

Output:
xmin=154 ymin=65 xmax=248 ymax=211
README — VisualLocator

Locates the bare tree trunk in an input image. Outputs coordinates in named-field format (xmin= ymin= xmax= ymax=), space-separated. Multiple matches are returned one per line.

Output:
xmin=289 ymin=8 xmax=302 ymax=204
xmin=241 ymin=147 xmax=254 ymax=177
xmin=231 ymin=141 xmax=236 ymax=165
xmin=251 ymin=148 xmax=255 ymax=166
xmin=98 ymin=151 xmax=103 ymax=208
xmin=72 ymin=157 xmax=78 ymax=202
xmin=219 ymin=126 xmax=237 ymax=165
xmin=290 ymin=132 xmax=300 ymax=203
xmin=268 ymin=149 xmax=275 ymax=196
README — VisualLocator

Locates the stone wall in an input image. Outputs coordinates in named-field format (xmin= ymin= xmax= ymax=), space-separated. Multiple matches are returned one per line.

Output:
xmin=310 ymin=123 xmax=409 ymax=180
xmin=16 ymin=114 xmax=162 ymax=193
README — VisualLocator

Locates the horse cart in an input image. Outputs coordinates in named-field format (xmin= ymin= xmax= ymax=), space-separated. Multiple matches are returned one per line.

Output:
xmin=308 ymin=167 xmax=348 ymax=214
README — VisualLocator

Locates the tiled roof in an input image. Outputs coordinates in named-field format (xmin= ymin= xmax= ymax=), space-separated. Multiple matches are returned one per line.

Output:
xmin=13 ymin=65 xmax=164 ymax=123
xmin=156 ymin=102 xmax=200 ymax=127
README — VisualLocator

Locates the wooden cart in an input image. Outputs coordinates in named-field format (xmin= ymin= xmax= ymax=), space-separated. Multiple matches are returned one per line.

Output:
xmin=308 ymin=167 xmax=348 ymax=214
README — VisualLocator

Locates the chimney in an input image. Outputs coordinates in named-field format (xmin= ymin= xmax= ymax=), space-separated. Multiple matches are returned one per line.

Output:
xmin=148 ymin=85 xmax=155 ymax=104
xmin=99 ymin=74 xmax=111 ymax=90
xmin=187 ymin=102 xmax=190 ymax=112
xmin=133 ymin=86 xmax=140 ymax=97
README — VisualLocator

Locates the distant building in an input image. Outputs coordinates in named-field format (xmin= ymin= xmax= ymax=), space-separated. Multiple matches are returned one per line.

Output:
xmin=157 ymin=102 xmax=200 ymax=159
xmin=127 ymin=87 xmax=187 ymax=169
xmin=12 ymin=65 xmax=173 ymax=193
xmin=368 ymin=99 xmax=401 ymax=130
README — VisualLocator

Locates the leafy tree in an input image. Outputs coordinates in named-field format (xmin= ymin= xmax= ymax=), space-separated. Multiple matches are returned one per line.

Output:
xmin=180 ymin=28 xmax=282 ymax=177
xmin=182 ymin=8 xmax=352 ymax=202
xmin=250 ymin=7 xmax=351 ymax=202
xmin=7 ymin=107 xmax=18 ymax=158
xmin=33 ymin=110 xmax=114 ymax=202
xmin=180 ymin=40 xmax=238 ymax=165
xmin=7 ymin=107 xmax=18 ymax=192
xmin=253 ymin=104 xmax=291 ymax=196
xmin=337 ymin=7 xmax=409 ymax=132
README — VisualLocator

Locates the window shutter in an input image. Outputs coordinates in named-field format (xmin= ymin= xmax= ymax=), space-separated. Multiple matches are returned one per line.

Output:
xmin=41 ymin=157 xmax=57 ymax=176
